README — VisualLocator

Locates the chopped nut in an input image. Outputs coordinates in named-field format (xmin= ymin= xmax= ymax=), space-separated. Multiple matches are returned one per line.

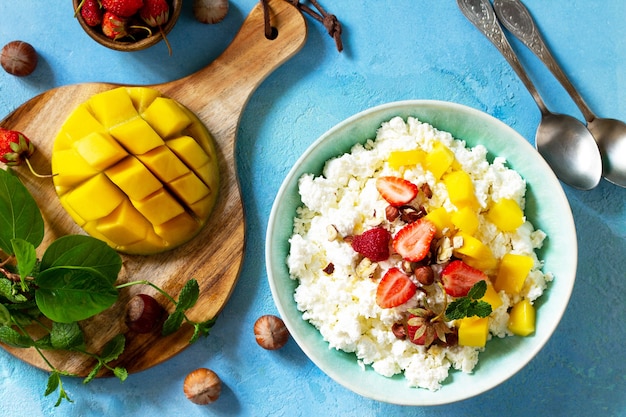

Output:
xmin=420 ymin=183 xmax=433 ymax=199
xmin=355 ymin=257 xmax=378 ymax=280
xmin=392 ymin=322 xmax=406 ymax=339
xmin=436 ymin=236 xmax=454 ymax=263
xmin=385 ymin=205 xmax=400 ymax=222
xmin=323 ymin=263 xmax=335 ymax=274
xmin=326 ymin=224 xmax=339 ymax=241
xmin=399 ymin=205 xmax=426 ymax=223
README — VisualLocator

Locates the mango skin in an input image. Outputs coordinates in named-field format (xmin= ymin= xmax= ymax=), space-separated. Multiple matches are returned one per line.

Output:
xmin=52 ymin=87 xmax=220 ymax=255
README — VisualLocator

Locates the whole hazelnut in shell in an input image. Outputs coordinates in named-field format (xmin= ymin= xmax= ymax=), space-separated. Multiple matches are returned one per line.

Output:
xmin=1 ymin=41 xmax=38 ymax=76
xmin=183 ymin=368 xmax=222 ymax=405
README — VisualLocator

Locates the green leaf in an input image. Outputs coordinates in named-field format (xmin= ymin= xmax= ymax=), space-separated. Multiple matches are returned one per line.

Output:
xmin=82 ymin=364 xmax=102 ymax=385
xmin=467 ymin=280 xmax=487 ymax=300
xmin=177 ymin=279 xmax=199 ymax=312
xmin=467 ymin=300 xmax=493 ymax=318
xmin=445 ymin=298 xmax=471 ymax=320
xmin=162 ymin=311 xmax=184 ymax=336
xmin=113 ymin=367 xmax=128 ymax=382
xmin=0 ymin=325 xmax=34 ymax=348
xmin=50 ymin=322 xmax=84 ymax=350
xmin=39 ymin=235 xmax=122 ymax=285
xmin=44 ymin=372 xmax=60 ymax=397
xmin=0 ymin=277 xmax=28 ymax=303
xmin=35 ymin=267 xmax=118 ymax=323
xmin=100 ymin=334 xmax=125 ymax=362
xmin=11 ymin=238 xmax=37 ymax=280
xmin=0 ymin=303 xmax=11 ymax=326
xmin=189 ymin=317 xmax=217 ymax=344
xmin=0 ymin=169 xmax=44 ymax=254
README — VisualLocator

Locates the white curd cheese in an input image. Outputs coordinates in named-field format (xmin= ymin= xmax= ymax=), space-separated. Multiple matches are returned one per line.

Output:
xmin=287 ymin=116 xmax=551 ymax=391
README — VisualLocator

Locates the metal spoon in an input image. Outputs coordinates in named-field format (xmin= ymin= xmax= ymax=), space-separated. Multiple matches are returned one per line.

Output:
xmin=493 ymin=0 xmax=626 ymax=187
xmin=457 ymin=0 xmax=602 ymax=190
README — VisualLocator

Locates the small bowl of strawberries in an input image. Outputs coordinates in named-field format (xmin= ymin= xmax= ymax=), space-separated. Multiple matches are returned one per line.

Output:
xmin=73 ymin=0 xmax=182 ymax=52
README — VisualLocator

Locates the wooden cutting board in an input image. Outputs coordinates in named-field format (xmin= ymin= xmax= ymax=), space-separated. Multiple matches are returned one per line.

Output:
xmin=0 ymin=0 xmax=306 ymax=376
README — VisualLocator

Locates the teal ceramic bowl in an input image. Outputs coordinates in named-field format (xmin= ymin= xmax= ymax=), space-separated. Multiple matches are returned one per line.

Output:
xmin=266 ymin=100 xmax=577 ymax=405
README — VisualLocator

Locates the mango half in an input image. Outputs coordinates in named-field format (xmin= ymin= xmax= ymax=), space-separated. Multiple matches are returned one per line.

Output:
xmin=52 ymin=87 xmax=219 ymax=255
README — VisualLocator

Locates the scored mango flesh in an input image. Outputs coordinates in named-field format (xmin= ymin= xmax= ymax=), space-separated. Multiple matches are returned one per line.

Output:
xmin=52 ymin=87 xmax=220 ymax=255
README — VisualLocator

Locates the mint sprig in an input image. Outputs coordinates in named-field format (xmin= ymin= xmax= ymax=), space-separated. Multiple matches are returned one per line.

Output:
xmin=445 ymin=280 xmax=493 ymax=320
xmin=0 ymin=169 xmax=216 ymax=406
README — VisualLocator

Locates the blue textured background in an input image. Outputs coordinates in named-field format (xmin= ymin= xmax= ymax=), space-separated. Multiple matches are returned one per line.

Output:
xmin=1 ymin=1 xmax=625 ymax=416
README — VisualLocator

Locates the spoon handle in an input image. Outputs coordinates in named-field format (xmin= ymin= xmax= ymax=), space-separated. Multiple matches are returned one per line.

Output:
xmin=493 ymin=0 xmax=596 ymax=122
xmin=456 ymin=0 xmax=548 ymax=114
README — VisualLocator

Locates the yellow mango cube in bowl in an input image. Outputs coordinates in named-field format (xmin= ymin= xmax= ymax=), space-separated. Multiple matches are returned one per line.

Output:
xmin=458 ymin=316 xmax=490 ymax=347
xmin=425 ymin=142 xmax=455 ymax=179
xmin=443 ymin=170 xmax=478 ymax=209
xmin=495 ymin=253 xmax=534 ymax=295
xmin=487 ymin=198 xmax=525 ymax=232
xmin=508 ymin=299 xmax=536 ymax=336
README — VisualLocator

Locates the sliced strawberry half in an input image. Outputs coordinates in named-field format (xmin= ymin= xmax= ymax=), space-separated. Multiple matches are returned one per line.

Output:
xmin=375 ymin=267 xmax=417 ymax=309
xmin=441 ymin=260 xmax=488 ymax=297
xmin=392 ymin=218 xmax=436 ymax=262
xmin=376 ymin=176 xmax=418 ymax=207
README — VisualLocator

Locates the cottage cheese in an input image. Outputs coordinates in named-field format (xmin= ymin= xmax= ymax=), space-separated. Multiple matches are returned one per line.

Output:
xmin=287 ymin=116 xmax=551 ymax=391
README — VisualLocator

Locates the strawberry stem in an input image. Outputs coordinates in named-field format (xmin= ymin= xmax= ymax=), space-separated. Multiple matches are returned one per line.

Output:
xmin=159 ymin=25 xmax=172 ymax=56
xmin=24 ymin=158 xmax=56 ymax=178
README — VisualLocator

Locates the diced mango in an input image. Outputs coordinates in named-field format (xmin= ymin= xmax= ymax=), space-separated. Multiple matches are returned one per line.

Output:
xmin=126 ymin=86 xmax=161 ymax=113
xmin=64 ymin=174 xmax=125 ymax=221
xmin=486 ymin=198 xmax=524 ymax=232
xmin=458 ymin=316 xmax=490 ymax=347
xmin=424 ymin=207 xmax=453 ymax=237
xmin=167 ymin=136 xmax=211 ymax=169
xmin=109 ymin=117 xmax=164 ymax=154
xmin=88 ymin=87 xmax=138 ymax=128
xmin=138 ymin=145 xmax=189 ymax=182
xmin=132 ymin=188 xmax=185 ymax=225
xmin=425 ymin=142 xmax=455 ymax=179
xmin=444 ymin=170 xmax=478 ymax=209
xmin=387 ymin=149 xmax=426 ymax=170
xmin=141 ymin=97 xmax=192 ymax=138
xmin=451 ymin=206 xmax=479 ymax=234
xmin=168 ymin=172 xmax=211 ymax=205
xmin=55 ymin=104 xmax=105 ymax=147
xmin=481 ymin=281 xmax=503 ymax=310
xmin=495 ymin=253 xmax=534 ymax=295
xmin=508 ymin=299 xmax=535 ymax=336
xmin=51 ymin=148 xmax=99 ymax=189
xmin=52 ymin=87 xmax=219 ymax=255
xmin=105 ymin=156 xmax=163 ymax=201
xmin=73 ymin=131 xmax=127 ymax=171
xmin=93 ymin=200 xmax=151 ymax=246
xmin=453 ymin=232 xmax=497 ymax=271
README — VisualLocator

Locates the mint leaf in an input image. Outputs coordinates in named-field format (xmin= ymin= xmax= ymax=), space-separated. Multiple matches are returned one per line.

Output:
xmin=113 ymin=367 xmax=128 ymax=382
xmin=100 ymin=334 xmax=125 ymax=362
xmin=35 ymin=268 xmax=118 ymax=323
xmin=162 ymin=311 xmax=184 ymax=336
xmin=0 ymin=277 xmax=27 ymax=303
xmin=0 ymin=304 xmax=10 ymax=326
xmin=0 ymin=169 xmax=44 ymax=254
xmin=0 ymin=325 xmax=34 ymax=348
xmin=11 ymin=238 xmax=37 ymax=281
xmin=83 ymin=364 xmax=102 ymax=385
xmin=177 ymin=279 xmax=199 ymax=312
xmin=467 ymin=300 xmax=493 ymax=318
xmin=445 ymin=280 xmax=493 ymax=320
xmin=467 ymin=279 xmax=487 ymax=300
xmin=40 ymin=235 xmax=122 ymax=285
xmin=50 ymin=322 xmax=84 ymax=350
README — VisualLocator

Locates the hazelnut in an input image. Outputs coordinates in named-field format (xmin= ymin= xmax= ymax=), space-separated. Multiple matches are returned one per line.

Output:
xmin=125 ymin=294 xmax=165 ymax=333
xmin=414 ymin=265 xmax=435 ymax=286
xmin=253 ymin=315 xmax=289 ymax=350
xmin=0 ymin=41 xmax=38 ymax=77
xmin=183 ymin=368 xmax=222 ymax=405
xmin=193 ymin=0 xmax=229 ymax=24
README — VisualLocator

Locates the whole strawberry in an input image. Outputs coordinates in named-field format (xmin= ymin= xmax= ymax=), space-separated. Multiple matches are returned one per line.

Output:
xmin=79 ymin=0 xmax=104 ymax=27
xmin=102 ymin=0 xmax=144 ymax=17
xmin=140 ymin=0 xmax=170 ymax=27
xmin=102 ymin=11 xmax=129 ymax=40
xmin=0 ymin=127 xmax=34 ymax=166
xmin=351 ymin=226 xmax=391 ymax=262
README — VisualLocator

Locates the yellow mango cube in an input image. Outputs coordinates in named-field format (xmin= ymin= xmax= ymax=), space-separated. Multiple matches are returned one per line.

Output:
xmin=88 ymin=87 xmax=138 ymax=128
xmin=73 ymin=131 xmax=128 ymax=171
xmin=65 ymin=174 xmax=125 ymax=221
xmin=458 ymin=317 xmax=490 ymax=347
xmin=138 ymin=145 xmax=189 ymax=182
xmin=424 ymin=207 xmax=453 ymax=237
xmin=153 ymin=213 xmax=200 ymax=244
xmin=508 ymin=299 xmax=535 ymax=336
xmin=481 ymin=281 xmax=503 ymax=310
xmin=444 ymin=170 xmax=478 ymax=209
xmin=126 ymin=86 xmax=161 ymax=113
xmin=167 ymin=136 xmax=211 ymax=169
xmin=453 ymin=232 xmax=497 ymax=271
xmin=387 ymin=149 xmax=426 ymax=170
xmin=142 ymin=97 xmax=192 ymax=138
xmin=55 ymin=104 xmax=105 ymax=147
xmin=51 ymin=148 xmax=99 ymax=189
xmin=105 ymin=156 xmax=163 ymax=201
xmin=109 ymin=117 xmax=164 ymax=154
xmin=94 ymin=200 xmax=150 ymax=246
xmin=132 ymin=189 xmax=185 ymax=225
xmin=168 ymin=172 xmax=210 ymax=205
xmin=487 ymin=198 xmax=525 ymax=232
xmin=425 ymin=142 xmax=455 ymax=179
xmin=188 ymin=194 xmax=216 ymax=219
xmin=495 ymin=253 xmax=534 ymax=295
xmin=451 ymin=206 xmax=479 ymax=234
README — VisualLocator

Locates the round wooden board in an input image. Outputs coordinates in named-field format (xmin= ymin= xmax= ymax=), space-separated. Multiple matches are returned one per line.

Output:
xmin=0 ymin=0 xmax=306 ymax=376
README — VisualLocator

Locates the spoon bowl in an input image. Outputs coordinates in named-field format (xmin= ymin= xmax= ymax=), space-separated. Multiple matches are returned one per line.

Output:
xmin=457 ymin=0 xmax=602 ymax=190
xmin=493 ymin=0 xmax=626 ymax=187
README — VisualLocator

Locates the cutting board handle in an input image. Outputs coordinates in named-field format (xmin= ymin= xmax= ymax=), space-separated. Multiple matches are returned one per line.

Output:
xmin=161 ymin=0 xmax=308 ymax=127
